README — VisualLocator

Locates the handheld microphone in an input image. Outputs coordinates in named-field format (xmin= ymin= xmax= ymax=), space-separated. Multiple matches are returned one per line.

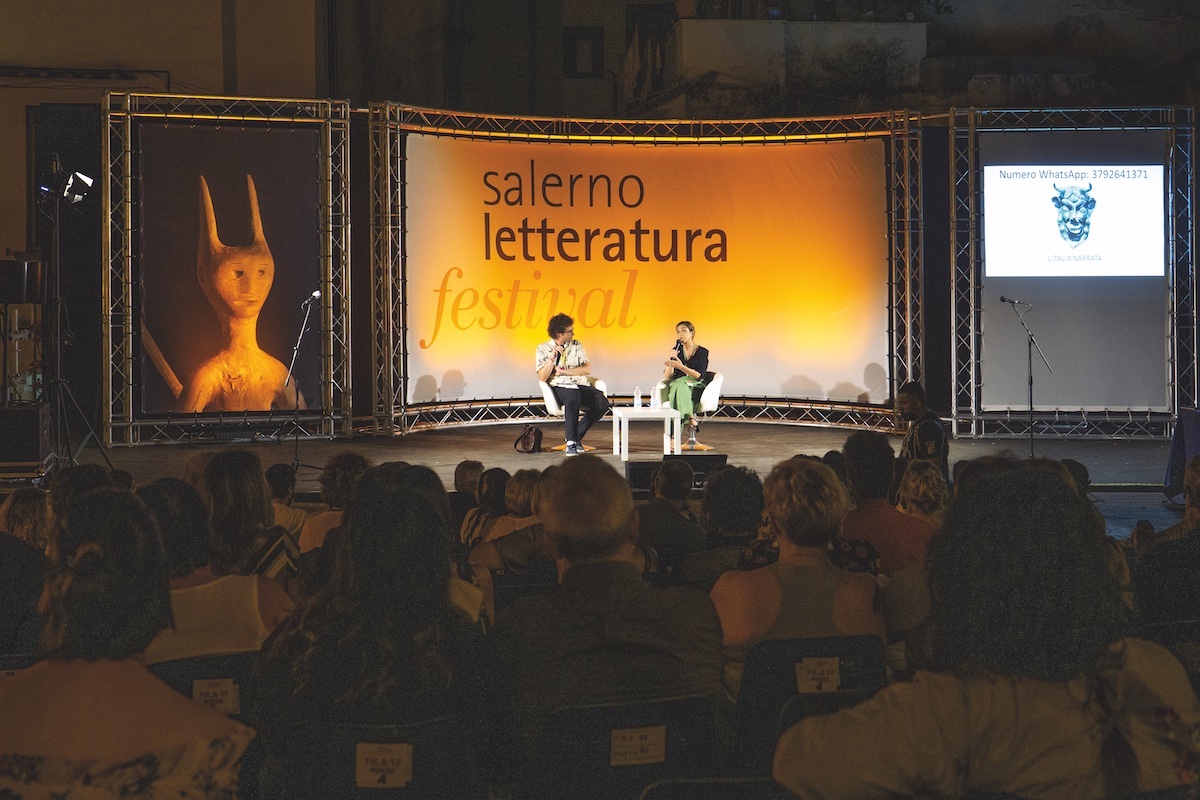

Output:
xmin=1000 ymin=295 xmax=1030 ymax=307
xmin=301 ymin=289 xmax=321 ymax=308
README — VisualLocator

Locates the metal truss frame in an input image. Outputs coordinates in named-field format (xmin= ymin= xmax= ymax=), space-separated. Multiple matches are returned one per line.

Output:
xmin=103 ymin=92 xmax=353 ymax=446
xmin=949 ymin=106 xmax=1194 ymax=440
xmin=370 ymin=104 xmax=922 ymax=435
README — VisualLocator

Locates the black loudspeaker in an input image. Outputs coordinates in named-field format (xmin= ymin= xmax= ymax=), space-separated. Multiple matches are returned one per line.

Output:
xmin=625 ymin=453 xmax=730 ymax=493
xmin=0 ymin=404 xmax=51 ymax=462
xmin=664 ymin=452 xmax=728 ymax=488
xmin=624 ymin=461 xmax=661 ymax=492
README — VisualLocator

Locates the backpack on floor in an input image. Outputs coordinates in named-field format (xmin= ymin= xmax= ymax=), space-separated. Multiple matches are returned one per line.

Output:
xmin=514 ymin=424 xmax=543 ymax=454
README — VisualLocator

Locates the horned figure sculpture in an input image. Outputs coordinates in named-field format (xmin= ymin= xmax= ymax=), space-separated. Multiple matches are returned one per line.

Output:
xmin=1051 ymin=183 xmax=1096 ymax=247
xmin=175 ymin=174 xmax=306 ymax=413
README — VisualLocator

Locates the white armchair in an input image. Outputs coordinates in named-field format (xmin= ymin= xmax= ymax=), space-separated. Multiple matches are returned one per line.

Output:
xmin=653 ymin=372 xmax=724 ymax=450
xmin=538 ymin=378 xmax=609 ymax=452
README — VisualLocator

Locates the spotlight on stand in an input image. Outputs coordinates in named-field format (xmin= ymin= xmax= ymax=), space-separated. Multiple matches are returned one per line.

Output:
xmin=37 ymin=171 xmax=92 ymax=205
xmin=61 ymin=171 xmax=92 ymax=204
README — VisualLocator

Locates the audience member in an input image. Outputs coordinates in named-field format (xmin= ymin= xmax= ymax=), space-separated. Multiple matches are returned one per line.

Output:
xmin=398 ymin=464 xmax=483 ymax=622
xmin=951 ymin=453 xmax=1018 ymax=496
xmin=677 ymin=465 xmax=763 ymax=587
xmin=265 ymin=462 xmax=308 ymax=539
xmin=483 ymin=468 xmax=541 ymax=543
xmin=774 ymin=469 xmax=1199 ymax=798
xmin=469 ymin=468 xmax=559 ymax=623
xmin=460 ymin=467 xmax=510 ymax=546
xmin=1 ymin=487 xmax=49 ymax=553
xmin=46 ymin=463 xmax=115 ymax=527
xmin=637 ymin=460 xmax=705 ymax=559
xmin=0 ymin=490 xmax=251 ymax=796
xmin=820 ymin=450 xmax=847 ymax=486
xmin=1134 ymin=454 xmax=1200 ymax=553
xmin=1060 ymin=457 xmax=1092 ymax=494
xmin=138 ymin=478 xmax=293 ymax=664
xmin=841 ymin=431 xmax=933 ymax=576
xmin=298 ymin=451 xmax=370 ymax=554
xmin=180 ymin=451 xmax=214 ymax=491
xmin=895 ymin=459 xmax=949 ymax=530
xmin=251 ymin=473 xmax=510 ymax=791
xmin=493 ymin=455 xmax=723 ymax=761
xmin=200 ymin=450 xmax=298 ymax=591
xmin=710 ymin=458 xmax=885 ymax=701
xmin=0 ymin=490 xmax=45 ymax=653
xmin=449 ymin=459 xmax=483 ymax=533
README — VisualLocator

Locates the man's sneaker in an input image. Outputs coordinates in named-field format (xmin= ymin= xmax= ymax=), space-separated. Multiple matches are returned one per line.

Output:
xmin=564 ymin=441 xmax=582 ymax=456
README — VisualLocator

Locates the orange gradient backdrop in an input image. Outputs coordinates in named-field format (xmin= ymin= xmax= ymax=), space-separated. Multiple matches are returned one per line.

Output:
xmin=403 ymin=134 xmax=889 ymax=404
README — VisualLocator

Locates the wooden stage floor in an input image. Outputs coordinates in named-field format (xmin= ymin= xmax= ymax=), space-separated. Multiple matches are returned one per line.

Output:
xmin=75 ymin=419 xmax=1181 ymax=541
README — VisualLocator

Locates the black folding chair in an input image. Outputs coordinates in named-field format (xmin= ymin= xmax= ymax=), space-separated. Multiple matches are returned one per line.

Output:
xmin=733 ymin=635 xmax=886 ymax=774
xmin=279 ymin=715 xmax=484 ymax=800
xmin=530 ymin=694 xmax=720 ymax=800
xmin=491 ymin=567 xmax=558 ymax=614
xmin=147 ymin=650 xmax=257 ymax=722
xmin=639 ymin=776 xmax=789 ymax=800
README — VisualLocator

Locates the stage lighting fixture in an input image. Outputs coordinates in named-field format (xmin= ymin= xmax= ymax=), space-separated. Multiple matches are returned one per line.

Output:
xmin=37 ymin=170 xmax=93 ymax=205
xmin=61 ymin=171 xmax=93 ymax=204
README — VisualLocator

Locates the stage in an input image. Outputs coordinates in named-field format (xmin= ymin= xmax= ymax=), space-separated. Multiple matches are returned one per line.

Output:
xmin=75 ymin=419 xmax=1181 ymax=541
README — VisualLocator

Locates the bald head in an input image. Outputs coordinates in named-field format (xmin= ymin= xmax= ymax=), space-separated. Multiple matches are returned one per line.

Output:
xmin=539 ymin=455 xmax=635 ymax=563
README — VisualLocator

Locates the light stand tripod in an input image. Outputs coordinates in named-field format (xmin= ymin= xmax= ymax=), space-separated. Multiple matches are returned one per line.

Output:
xmin=1003 ymin=295 xmax=1053 ymax=458
xmin=40 ymin=161 xmax=112 ymax=471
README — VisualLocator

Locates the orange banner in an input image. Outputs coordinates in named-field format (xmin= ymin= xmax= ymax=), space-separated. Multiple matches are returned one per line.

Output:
xmin=404 ymin=134 xmax=889 ymax=403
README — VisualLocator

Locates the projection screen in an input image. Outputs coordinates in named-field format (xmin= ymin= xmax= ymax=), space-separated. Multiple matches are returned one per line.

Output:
xmin=402 ymin=134 xmax=891 ymax=406
xmin=979 ymin=130 xmax=1171 ymax=412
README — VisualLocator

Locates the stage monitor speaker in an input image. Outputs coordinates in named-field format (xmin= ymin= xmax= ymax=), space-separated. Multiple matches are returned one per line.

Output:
xmin=625 ymin=461 xmax=661 ymax=492
xmin=625 ymin=453 xmax=729 ymax=493
xmin=665 ymin=452 xmax=728 ymax=488
xmin=0 ymin=404 xmax=51 ymax=462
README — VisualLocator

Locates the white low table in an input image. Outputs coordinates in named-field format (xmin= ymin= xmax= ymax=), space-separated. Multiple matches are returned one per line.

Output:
xmin=612 ymin=406 xmax=682 ymax=462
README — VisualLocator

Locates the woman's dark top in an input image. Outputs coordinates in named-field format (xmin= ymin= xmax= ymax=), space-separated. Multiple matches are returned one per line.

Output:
xmin=671 ymin=344 xmax=710 ymax=381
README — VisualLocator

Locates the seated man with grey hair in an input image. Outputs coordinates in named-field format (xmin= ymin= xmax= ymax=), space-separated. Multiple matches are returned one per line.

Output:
xmin=494 ymin=455 xmax=724 ymax=761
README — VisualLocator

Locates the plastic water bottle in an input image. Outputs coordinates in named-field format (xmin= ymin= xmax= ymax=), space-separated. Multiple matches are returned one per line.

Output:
xmin=634 ymin=387 xmax=642 ymax=408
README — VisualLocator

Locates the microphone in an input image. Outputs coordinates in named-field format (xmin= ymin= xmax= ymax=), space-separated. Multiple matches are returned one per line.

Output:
xmin=300 ymin=289 xmax=321 ymax=308
xmin=1000 ymin=295 xmax=1031 ymax=307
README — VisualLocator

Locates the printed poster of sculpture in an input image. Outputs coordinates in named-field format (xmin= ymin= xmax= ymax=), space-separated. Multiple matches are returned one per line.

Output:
xmin=137 ymin=124 xmax=322 ymax=415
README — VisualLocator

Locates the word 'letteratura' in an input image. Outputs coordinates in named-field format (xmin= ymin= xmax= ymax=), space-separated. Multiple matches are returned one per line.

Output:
xmin=481 ymin=162 xmax=727 ymax=263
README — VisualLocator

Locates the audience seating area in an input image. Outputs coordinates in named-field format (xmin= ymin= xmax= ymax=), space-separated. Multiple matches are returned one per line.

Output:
xmin=2 ymin=442 xmax=1199 ymax=799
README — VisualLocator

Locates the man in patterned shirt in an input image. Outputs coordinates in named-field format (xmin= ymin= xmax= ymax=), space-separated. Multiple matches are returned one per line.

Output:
xmin=535 ymin=313 xmax=610 ymax=455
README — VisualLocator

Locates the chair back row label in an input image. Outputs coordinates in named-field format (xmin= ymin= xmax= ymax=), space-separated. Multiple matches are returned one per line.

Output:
xmin=610 ymin=725 xmax=667 ymax=766
xmin=192 ymin=678 xmax=240 ymax=715
xmin=355 ymin=742 xmax=414 ymax=789
xmin=795 ymin=657 xmax=841 ymax=693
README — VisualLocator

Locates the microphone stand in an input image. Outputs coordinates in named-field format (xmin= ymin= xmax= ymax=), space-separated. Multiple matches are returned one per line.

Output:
xmin=1005 ymin=299 xmax=1052 ymax=457
xmin=284 ymin=296 xmax=319 ymax=473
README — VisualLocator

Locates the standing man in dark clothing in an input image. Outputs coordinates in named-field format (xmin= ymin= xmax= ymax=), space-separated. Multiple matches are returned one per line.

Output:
xmin=895 ymin=381 xmax=948 ymax=483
